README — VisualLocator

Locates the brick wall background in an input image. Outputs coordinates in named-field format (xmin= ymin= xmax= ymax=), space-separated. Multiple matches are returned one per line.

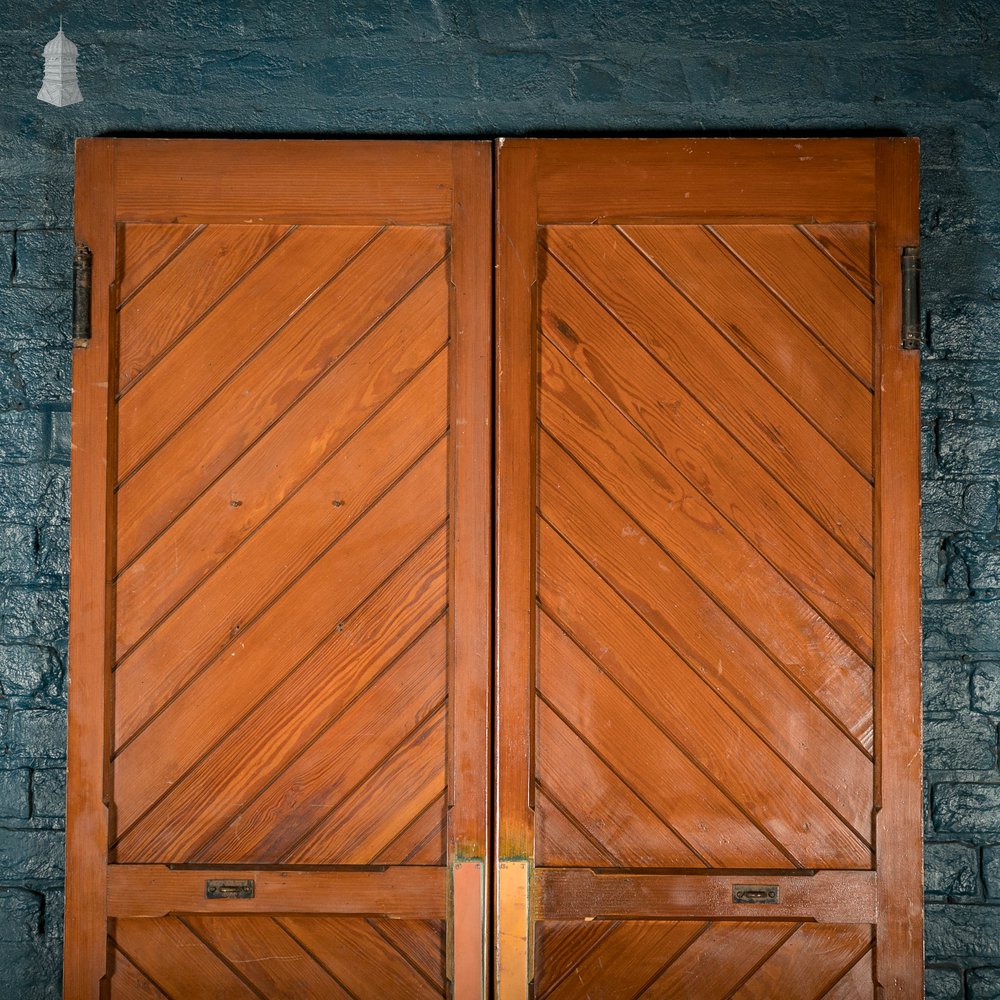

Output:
xmin=0 ymin=1 xmax=997 ymax=996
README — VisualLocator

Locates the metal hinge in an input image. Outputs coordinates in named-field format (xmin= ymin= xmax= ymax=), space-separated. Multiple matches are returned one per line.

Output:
xmin=901 ymin=246 xmax=921 ymax=351
xmin=72 ymin=243 xmax=92 ymax=347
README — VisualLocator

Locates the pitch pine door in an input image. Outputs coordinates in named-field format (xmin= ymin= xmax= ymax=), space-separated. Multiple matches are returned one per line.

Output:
xmin=494 ymin=139 xmax=921 ymax=1000
xmin=67 ymin=138 xmax=921 ymax=999
xmin=67 ymin=140 xmax=492 ymax=999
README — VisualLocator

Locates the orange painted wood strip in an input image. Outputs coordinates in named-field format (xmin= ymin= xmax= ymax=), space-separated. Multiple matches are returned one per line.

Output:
xmin=540 ymin=258 xmax=875 ymax=654
xmin=112 ymin=448 xmax=448 ymax=838
xmin=118 ymin=224 xmax=290 ymax=387
xmin=621 ymin=224 xmax=873 ymax=476
xmin=113 ymin=352 xmax=448 ymax=746
xmin=118 ymin=222 xmax=201 ymax=304
xmin=116 ymin=224 xmax=382 ymax=480
xmin=712 ymin=225 xmax=874 ymax=386
xmin=547 ymin=225 xmax=874 ymax=567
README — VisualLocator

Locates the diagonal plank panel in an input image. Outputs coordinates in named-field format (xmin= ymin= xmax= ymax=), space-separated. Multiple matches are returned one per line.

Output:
xmin=802 ymin=223 xmax=874 ymax=293
xmin=116 ymin=224 xmax=383 ymax=480
xmin=115 ymin=234 xmax=448 ymax=576
xmin=541 ymin=336 xmax=873 ymax=668
xmin=108 ymin=948 xmax=169 ymax=1000
xmin=113 ymin=352 xmax=447 ymax=748
xmin=539 ymin=521 xmax=872 ymax=841
xmin=118 ymin=223 xmax=202 ymax=304
xmin=375 ymin=794 xmax=447 ymax=867
xmin=621 ymin=225 xmax=873 ymax=476
xmin=539 ymin=613 xmax=794 ymax=869
xmin=539 ymin=523 xmax=872 ymax=858
xmin=540 ymin=255 xmax=874 ymax=646
xmin=534 ymin=789 xmax=618 ymax=867
xmin=546 ymin=226 xmax=873 ymax=566
xmin=286 ymin=706 xmax=447 ymax=864
xmin=731 ymin=923 xmax=873 ymax=999
xmin=539 ymin=432 xmax=874 ymax=751
xmin=713 ymin=225 xmax=874 ymax=384
xmin=117 ymin=224 xmax=291 ymax=388
xmin=536 ymin=699 xmax=706 ymax=868
xmin=115 ymin=526 xmax=448 ymax=860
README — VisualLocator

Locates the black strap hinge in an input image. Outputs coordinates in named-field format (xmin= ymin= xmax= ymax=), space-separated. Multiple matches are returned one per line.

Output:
xmin=72 ymin=243 xmax=92 ymax=348
xmin=901 ymin=246 xmax=921 ymax=351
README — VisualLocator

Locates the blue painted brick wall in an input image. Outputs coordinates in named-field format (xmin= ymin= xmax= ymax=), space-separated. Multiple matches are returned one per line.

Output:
xmin=0 ymin=1 xmax=998 ymax=996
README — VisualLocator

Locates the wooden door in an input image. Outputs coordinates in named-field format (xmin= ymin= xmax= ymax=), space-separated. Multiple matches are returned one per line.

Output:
xmin=494 ymin=139 xmax=922 ymax=999
xmin=66 ymin=140 xmax=492 ymax=999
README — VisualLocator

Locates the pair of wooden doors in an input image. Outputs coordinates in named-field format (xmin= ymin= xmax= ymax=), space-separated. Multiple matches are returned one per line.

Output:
xmin=66 ymin=138 xmax=922 ymax=1000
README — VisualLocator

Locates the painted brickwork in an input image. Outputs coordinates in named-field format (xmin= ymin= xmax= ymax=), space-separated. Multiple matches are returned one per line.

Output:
xmin=0 ymin=1 xmax=997 ymax=996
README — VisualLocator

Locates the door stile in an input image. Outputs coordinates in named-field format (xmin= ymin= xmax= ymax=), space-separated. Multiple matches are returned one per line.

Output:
xmin=447 ymin=141 xmax=493 ymax=1000
xmin=873 ymin=138 xmax=923 ymax=998
xmin=65 ymin=139 xmax=117 ymax=1000
xmin=494 ymin=139 xmax=539 ymax=1000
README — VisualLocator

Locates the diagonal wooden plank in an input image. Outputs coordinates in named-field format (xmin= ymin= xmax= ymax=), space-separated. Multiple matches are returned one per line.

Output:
xmin=111 ymin=917 xmax=260 ymax=1000
xmin=540 ymin=520 xmax=873 ymax=859
xmin=374 ymin=793 xmax=447 ymax=866
xmin=116 ymin=526 xmax=447 ymax=861
xmin=731 ymin=924 xmax=873 ymax=1000
xmin=542 ymin=335 xmax=873 ymax=669
xmin=113 ymin=349 xmax=448 ymax=744
xmin=116 ymin=224 xmax=384 ymax=481
xmin=108 ymin=947 xmax=170 ymax=1000
xmin=118 ymin=224 xmax=291 ymax=388
xmin=547 ymin=920 xmax=707 ymax=1000
xmin=112 ymin=446 xmax=448 ymax=842
xmin=184 ymin=915 xmax=355 ymax=1000
xmin=537 ymin=699 xmax=706 ymax=868
xmin=546 ymin=226 xmax=873 ymax=567
xmin=115 ymin=246 xmax=450 ymax=578
xmin=368 ymin=920 xmax=446 ymax=995
xmin=535 ymin=920 xmax=620 ymax=1000
xmin=641 ymin=921 xmax=799 ymax=1000
xmin=621 ymin=224 xmax=873 ymax=476
xmin=541 ymin=251 xmax=875 ymax=647
xmin=279 ymin=916 xmax=443 ymax=1000
xmin=540 ymin=431 xmax=874 ymax=752
xmin=801 ymin=224 xmax=874 ymax=295
xmin=712 ymin=225 xmax=874 ymax=385
xmin=535 ymin=788 xmax=618 ymax=867
xmin=118 ymin=223 xmax=202 ymax=304
xmin=819 ymin=946 xmax=874 ymax=999
xmin=539 ymin=613 xmax=793 ymax=870
xmin=287 ymin=706 xmax=447 ymax=864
